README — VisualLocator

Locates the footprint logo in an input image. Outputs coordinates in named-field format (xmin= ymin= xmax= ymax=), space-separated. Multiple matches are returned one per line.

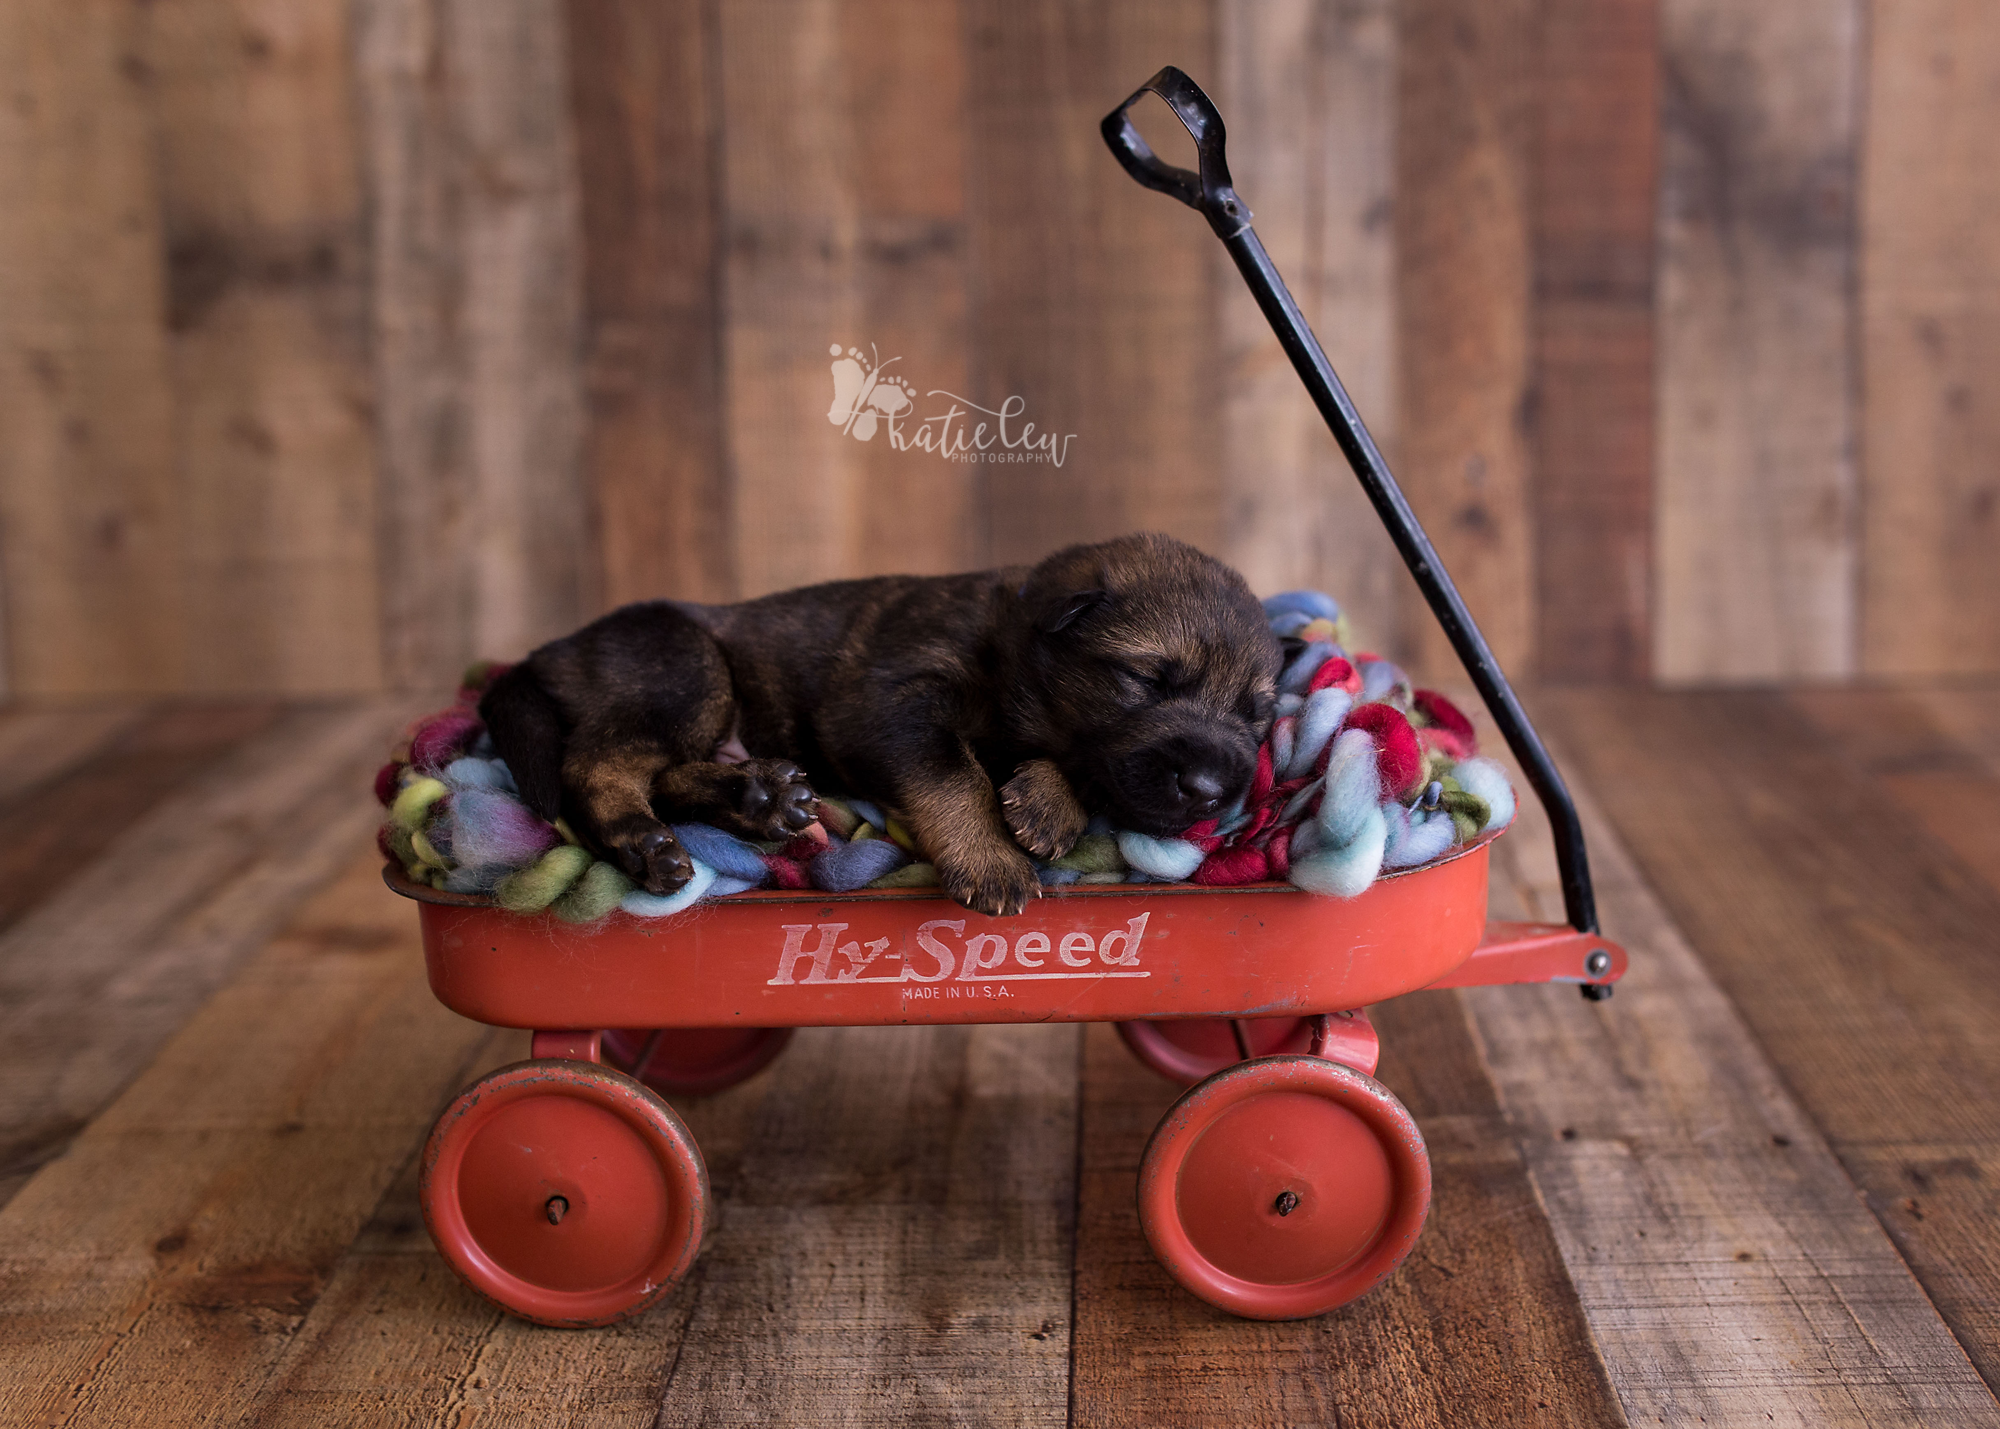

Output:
xmin=827 ymin=344 xmax=915 ymax=443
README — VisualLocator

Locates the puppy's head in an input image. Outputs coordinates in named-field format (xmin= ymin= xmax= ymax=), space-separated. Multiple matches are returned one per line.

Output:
xmin=1011 ymin=534 xmax=1282 ymax=835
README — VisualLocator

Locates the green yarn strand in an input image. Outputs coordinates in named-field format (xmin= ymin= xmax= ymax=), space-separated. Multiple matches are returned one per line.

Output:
xmin=552 ymin=860 xmax=637 ymax=923
xmin=391 ymin=776 xmax=448 ymax=832
xmin=1048 ymin=832 xmax=1126 ymax=875
xmin=496 ymin=843 xmax=594 ymax=913
xmin=869 ymin=862 xmax=940 ymax=888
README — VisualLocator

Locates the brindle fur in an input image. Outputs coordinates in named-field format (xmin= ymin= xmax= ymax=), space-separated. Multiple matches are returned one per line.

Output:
xmin=481 ymin=533 xmax=1281 ymax=917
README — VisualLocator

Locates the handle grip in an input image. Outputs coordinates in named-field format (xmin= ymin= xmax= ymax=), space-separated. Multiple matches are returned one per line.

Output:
xmin=1101 ymin=66 xmax=1252 ymax=239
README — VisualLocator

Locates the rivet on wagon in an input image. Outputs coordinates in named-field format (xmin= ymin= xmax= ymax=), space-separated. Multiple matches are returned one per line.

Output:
xmin=545 ymin=1195 xmax=569 ymax=1225
xmin=1584 ymin=949 xmax=1611 ymax=978
xmin=1273 ymin=1190 xmax=1300 ymax=1217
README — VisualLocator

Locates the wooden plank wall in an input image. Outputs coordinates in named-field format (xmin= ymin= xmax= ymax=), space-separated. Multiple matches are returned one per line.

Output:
xmin=1860 ymin=0 xmax=2000 ymax=678
xmin=1654 ymin=0 xmax=1862 ymax=682
xmin=1 ymin=0 xmax=1997 ymax=697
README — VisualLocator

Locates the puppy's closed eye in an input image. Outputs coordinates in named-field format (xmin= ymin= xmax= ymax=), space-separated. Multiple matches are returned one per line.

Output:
xmin=1110 ymin=664 xmax=1160 ymax=705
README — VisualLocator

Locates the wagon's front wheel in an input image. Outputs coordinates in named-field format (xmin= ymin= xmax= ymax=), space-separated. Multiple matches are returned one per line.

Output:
xmin=421 ymin=1060 xmax=708 ymax=1327
xmin=1137 ymin=1055 xmax=1430 ymax=1320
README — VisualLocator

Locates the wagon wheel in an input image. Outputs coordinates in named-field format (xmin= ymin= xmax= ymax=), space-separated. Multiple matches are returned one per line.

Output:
xmin=1137 ymin=1055 xmax=1430 ymax=1320
xmin=601 ymin=1026 xmax=795 ymax=1096
xmin=421 ymin=1060 xmax=708 ymax=1328
xmin=1116 ymin=1016 xmax=1316 ymax=1085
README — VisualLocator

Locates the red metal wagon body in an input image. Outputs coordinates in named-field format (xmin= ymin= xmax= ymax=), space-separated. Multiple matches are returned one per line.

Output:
xmin=390 ymin=828 xmax=1625 ymax=1327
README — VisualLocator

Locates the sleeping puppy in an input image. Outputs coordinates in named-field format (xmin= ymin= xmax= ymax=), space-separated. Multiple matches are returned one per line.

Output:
xmin=481 ymin=533 xmax=1282 ymax=916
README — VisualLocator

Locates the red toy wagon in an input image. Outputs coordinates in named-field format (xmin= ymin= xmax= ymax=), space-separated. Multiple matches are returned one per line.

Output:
xmin=386 ymin=69 xmax=1629 ymax=1328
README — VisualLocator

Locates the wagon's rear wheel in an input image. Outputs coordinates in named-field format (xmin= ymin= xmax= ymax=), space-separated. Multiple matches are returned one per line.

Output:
xmin=421 ymin=1060 xmax=708 ymax=1327
xmin=601 ymin=1026 xmax=795 ymax=1096
xmin=1117 ymin=1016 xmax=1315 ymax=1085
xmin=1137 ymin=1055 xmax=1430 ymax=1320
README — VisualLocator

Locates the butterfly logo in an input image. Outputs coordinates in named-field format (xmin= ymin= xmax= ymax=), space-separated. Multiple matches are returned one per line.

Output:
xmin=827 ymin=343 xmax=916 ymax=442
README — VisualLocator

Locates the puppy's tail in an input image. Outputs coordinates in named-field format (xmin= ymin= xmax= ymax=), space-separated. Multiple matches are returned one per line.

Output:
xmin=480 ymin=664 xmax=566 ymax=822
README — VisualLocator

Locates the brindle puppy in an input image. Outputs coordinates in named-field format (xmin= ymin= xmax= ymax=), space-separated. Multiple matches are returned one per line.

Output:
xmin=481 ymin=533 xmax=1282 ymax=917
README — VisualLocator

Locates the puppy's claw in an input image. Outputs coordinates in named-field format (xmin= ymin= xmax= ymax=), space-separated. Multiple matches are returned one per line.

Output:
xmin=999 ymin=764 xmax=1088 ymax=863
xmin=939 ymin=847 xmax=1041 ymax=918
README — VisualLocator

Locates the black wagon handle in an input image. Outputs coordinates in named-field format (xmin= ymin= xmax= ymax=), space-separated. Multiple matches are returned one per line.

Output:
xmin=1099 ymin=68 xmax=1251 ymax=237
xmin=1103 ymin=66 xmax=1605 ymax=949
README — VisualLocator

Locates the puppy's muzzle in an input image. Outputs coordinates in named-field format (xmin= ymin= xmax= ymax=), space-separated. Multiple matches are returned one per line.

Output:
xmin=1111 ymin=730 xmax=1259 ymax=833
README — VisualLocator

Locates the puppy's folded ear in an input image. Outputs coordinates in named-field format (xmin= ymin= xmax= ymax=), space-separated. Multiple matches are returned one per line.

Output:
xmin=1040 ymin=588 xmax=1109 ymax=634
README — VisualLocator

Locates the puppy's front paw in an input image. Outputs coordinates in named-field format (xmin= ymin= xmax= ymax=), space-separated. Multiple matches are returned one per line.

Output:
xmin=720 ymin=759 xmax=819 ymax=840
xmin=602 ymin=817 xmax=694 ymax=895
xmin=938 ymin=844 xmax=1041 ymax=918
xmin=1000 ymin=760 xmax=1088 ymax=861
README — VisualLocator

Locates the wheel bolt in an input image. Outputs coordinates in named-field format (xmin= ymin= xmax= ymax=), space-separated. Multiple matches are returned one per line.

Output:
xmin=545 ymin=1195 xmax=569 ymax=1225
xmin=1273 ymin=1190 xmax=1300 ymax=1217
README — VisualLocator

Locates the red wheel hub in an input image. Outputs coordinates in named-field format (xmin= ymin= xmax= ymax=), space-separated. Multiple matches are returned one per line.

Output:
xmin=455 ymin=1095 xmax=671 ymax=1293
xmin=422 ymin=1060 xmax=708 ymax=1327
xmin=1176 ymin=1090 xmax=1394 ymax=1285
xmin=1138 ymin=1055 xmax=1430 ymax=1319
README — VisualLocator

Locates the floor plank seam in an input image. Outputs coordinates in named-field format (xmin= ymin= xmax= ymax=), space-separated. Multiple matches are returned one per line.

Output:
xmin=1064 ymin=1019 xmax=1087 ymax=1429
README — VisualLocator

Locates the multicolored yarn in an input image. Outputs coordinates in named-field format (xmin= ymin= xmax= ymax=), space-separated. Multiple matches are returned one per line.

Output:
xmin=376 ymin=592 xmax=1513 ymax=921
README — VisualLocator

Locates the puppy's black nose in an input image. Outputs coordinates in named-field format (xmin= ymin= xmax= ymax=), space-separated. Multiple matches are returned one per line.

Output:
xmin=1177 ymin=769 xmax=1227 ymax=817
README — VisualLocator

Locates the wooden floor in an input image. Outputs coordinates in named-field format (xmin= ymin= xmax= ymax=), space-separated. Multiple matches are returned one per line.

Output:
xmin=3 ymin=685 xmax=2000 ymax=1427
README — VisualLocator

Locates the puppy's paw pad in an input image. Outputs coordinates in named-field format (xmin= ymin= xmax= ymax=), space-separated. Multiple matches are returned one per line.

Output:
xmin=605 ymin=820 xmax=694 ymax=895
xmin=1000 ymin=767 xmax=1088 ymax=861
xmin=731 ymin=759 xmax=819 ymax=839
xmin=939 ymin=847 xmax=1040 ymax=918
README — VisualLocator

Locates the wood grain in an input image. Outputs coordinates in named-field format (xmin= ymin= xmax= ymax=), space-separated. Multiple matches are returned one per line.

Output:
xmin=654 ymin=1023 xmax=1079 ymax=1426
xmin=1540 ymin=686 xmax=2000 ymax=1401
xmin=355 ymin=0 xmax=593 ymax=687
xmin=1068 ymin=1010 xmax=1623 ymax=1429
xmin=1462 ymin=700 xmax=2000 ymax=1424
xmin=137 ymin=0 xmax=383 ymax=694
xmin=0 ymin=705 xmax=148 ymax=809
xmin=0 ymin=0 xmax=188 ymax=695
xmin=1212 ymin=0 xmax=1410 ymax=656
xmin=1789 ymin=685 xmax=2000 ymax=899
xmin=963 ymin=0 xmax=1222 ymax=567
xmin=0 ymin=701 xmax=279 ymax=936
xmin=1860 ymin=1 xmax=2000 ymax=677
xmin=1653 ymin=0 xmax=1862 ymax=681
xmin=1906 ymin=687 xmax=2000 ymax=782
xmin=1394 ymin=0 xmax=1537 ymax=683
xmin=1531 ymin=0 xmax=1657 ymax=683
xmin=0 ymin=851 xmax=500 ymax=1427
xmin=565 ymin=0 xmax=735 ymax=608
xmin=0 ymin=700 xmax=408 ymax=1206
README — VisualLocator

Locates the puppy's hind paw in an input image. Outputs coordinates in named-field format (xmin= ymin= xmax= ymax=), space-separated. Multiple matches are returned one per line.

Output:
xmin=722 ymin=759 xmax=819 ymax=841
xmin=939 ymin=845 xmax=1041 ymax=918
xmin=603 ymin=818 xmax=695 ymax=895
xmin=1000 ymin=760 xmax=1088 ymax=862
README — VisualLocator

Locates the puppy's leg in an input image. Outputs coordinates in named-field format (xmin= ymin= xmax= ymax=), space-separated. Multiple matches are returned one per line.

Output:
xmin=891 ymin=736 xmax=1041 ymax=918
xmin=999 ymin=759 xmax=1088 ymax=861
xmin=652 ymin=758 xmax=817 ymax=841
xmin=518 ymin=602 xmax=746 ymax=895
xmin=563 ymin=739 xmax=697 ymax=894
